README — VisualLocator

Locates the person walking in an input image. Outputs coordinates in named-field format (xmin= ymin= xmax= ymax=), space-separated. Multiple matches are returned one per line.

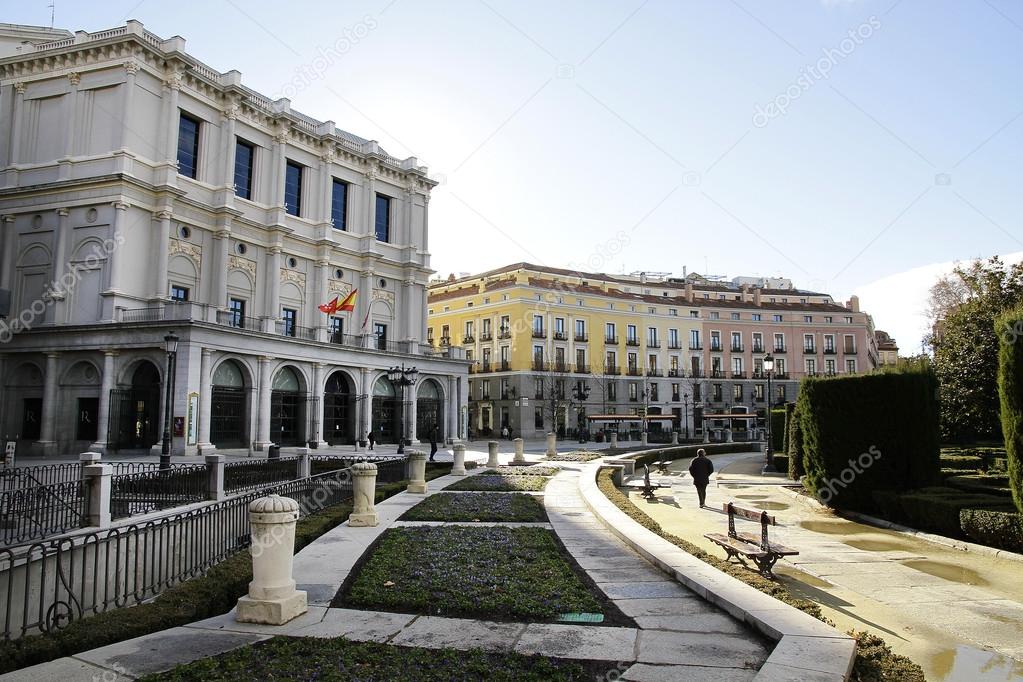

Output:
xmin=367 ymin=430 xmax=376 ymax=451
xmin=688 ymin=448 xmax=714 ymax=508
xmin=429 ymin=427 xmax=438 ymax=462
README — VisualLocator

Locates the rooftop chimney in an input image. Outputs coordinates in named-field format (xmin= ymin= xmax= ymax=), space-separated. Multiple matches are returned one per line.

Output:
xmin=685 ymin=282 xmax=694 ymax=303
xmin=847 ymin=295 xmax=860 ymax=313
xmin=754 ymin=288 xmax=762 ymax=307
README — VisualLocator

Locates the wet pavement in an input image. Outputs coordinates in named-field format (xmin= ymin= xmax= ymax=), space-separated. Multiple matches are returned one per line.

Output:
xmin=628 ymin=451 xmax=1023 ymax=682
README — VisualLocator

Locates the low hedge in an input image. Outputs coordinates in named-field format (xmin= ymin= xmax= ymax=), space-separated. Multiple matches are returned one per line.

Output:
xmin=787 ymin=403 xmax=805 ymax=480
xmin=939 ymin=454 xmax=985 ymax=469
xmin=946 ymin=474 xmax=1013 ymax=497
xmin=627 ymin=443 xmax=751 ymax=467
xmin=0 ymin=466 xmax=452 ymax=675
xmin=893 ymin=487 xmax=1016 ymax=538
xmin=772 ymin=454 xmax=790 ymax=474
xmin=959 ymin=509 xmax=1023 ymax=552
xmin=595 ymin=468 xmax=924 ymax=681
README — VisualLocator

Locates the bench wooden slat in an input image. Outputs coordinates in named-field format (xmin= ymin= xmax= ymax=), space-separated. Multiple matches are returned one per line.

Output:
xmin=733 ymin=531 xmax=799 ymax=556
xmin=704 ymin=533 xmax=769 ymax=558
xmin=721 ymin=502 xmax=776 ymax=525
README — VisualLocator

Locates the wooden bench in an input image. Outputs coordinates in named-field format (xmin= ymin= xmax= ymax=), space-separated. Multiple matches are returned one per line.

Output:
xmin=704 ymin=502 xmax=799 ymax=576
xmin=640 ymin=464 xmax=670 ymax=499
xmin=654 ymin=459 xmax=672 ymax=475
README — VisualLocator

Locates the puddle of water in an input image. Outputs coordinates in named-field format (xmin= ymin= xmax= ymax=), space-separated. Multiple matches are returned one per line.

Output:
xmin=752 ymin=501 xmax=789 ymax=511
xmin=734 ymin=494 xmax=769 ymax=500
xmin=930 ymin=644 xmax=1023 ymax=681
xmin=844 ymin=538 xmax=912 ymax=552
xmin=720 ymin=484 xmax=749 ymax=489
xmin=776 ymin=567 xmax=833 ymax=589
xmin=901 ymin=560 xmax=989 ymax=587
xmin=799 ymin=520 xmax=864 ymax=535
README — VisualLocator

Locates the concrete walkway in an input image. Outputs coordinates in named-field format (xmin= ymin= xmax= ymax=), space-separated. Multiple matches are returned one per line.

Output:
xmin=634 ymin=451 xmax=1023 ymax=682
xmin=3 ymin=447 xmax=776 ymax=681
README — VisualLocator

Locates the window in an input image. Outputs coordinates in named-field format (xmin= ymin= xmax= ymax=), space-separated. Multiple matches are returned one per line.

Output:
xmin=76 ymin=397 xmax=99 ymax=441
xmin=845 ymin=316 xmax=853 ymax=323
xmin=605 ymin=350 xmax=617 ymax=370
xmin=690 ymin=310 xmax=699 ymax=318
xmin=608 ymin=383 xmax=617 ymax=401
xmin=649 ymin=383 xmax=659 ymax=401
xmin=228 ymin=298 xmax=245 ymax=327
xmin=712 ymin=384 xmax=723 ymax=401
xmin=731 ymin=312 xmax=740 ymax=320
xmin=629 ymin=383 xmax=638 ymax=401
xmin=331 ymin=179 xmax=348 ymax=230
xmin=731 ymin=332 xmax=742 ymax=351
xmin=693 ymin=383 xmax=701 ymax=401
xmin=464 ymin=321 xmax=474 ymax=338
xmin=669 ymin=308 xmax=678 ymax=316
xmin=732 ymin=357 xmax=743 ymax=374
xmin=824 ymin=316 xmax=833 ymax=323
xmin=533 ymin=345 xmax=544 ymax=367
xmin=427 ymin=327 xmax=434 ymax=343
xmin=846 ymin=359 xmax=857 ymax=373
xmin=774 ymin=333 xmax=785 ymax=351
xmin=375 ymin=194 xmax=391 ymax=241
xmin=576 ymin=348 xmax=586 ymax=368
xmin=627 ymin=325 xmax=638 ymax=342
xmin=710 ymin=331 xmax=721 ymax=351
xmin=733 ymin=384 xmax=743 ymax=400
xmin=170 ymin=285 xmax=189 ymax=302
xmin=575 ymin=319 xmax=586 ymax=339
xmin=844 ymin=334 xmax=857 ymax=353
xmin=710 ymin=311 xmax=720 ymax=320
xmin=803 ymin=334 xmax=815 ymax=352
xmin=752 ymin=313 xmax=761 ymax=321
xmin=606 ymin=322 xmax=616 ymax=341
xmin=282 ymin=308 xmax=297 ymax=337
xmin=627 ymin=352 xmax=638 ymax=370
xmin=648 ymin=354 xmax=657 ymax=371
xmin=234 ymin=139 xmax=254 ymax=199
xmin=177 ymin=112 xmax=200 ymax=179
xmin=672 ymin=383 xmax=680 ymax=401
xmin=554 ymin=317 xmax=565 ymax=336
xmin=481 ymin=379 xmax=490 ymax=399
xmin=806 ymin=358 xmax=817 ymax=374
xmin=825 ymin=359 xmax=836 ymax=375
xmin=647 ymin=327 xmax=658 ymax=346
xmin=533 ymin=314 xmax=545 ymax=335
xmin=535 ymin=407 xmax=544 ymax=429
xmin=329 ymin=317 xmax=343 ymax=339
xmin=824 ymin=334 xmax=835 ymax=352
xmin=534 ymin=378 xmax=544 ymax=399
xmin=668 ymin=329 xmax=679 ymax=348
xmin=776 ymin=384 xmax=786 ymax=402
xmin=752 ymin=333 xmax=763 ymax=352
xmin=754 ymin=384 xmax=764 ymax=400
xmin=804 ymin=315 xmax=813 ymax=323
xmin=284 ymin=161 xmax=303 ymax=216
xmin=374 ymin=323 xmax=387 ymax=350
xmin=689 ymin=329 xmax=701 ymax=349
xmin=776 ymin=358 xmax=786 ymax=374
xmin=773 ymin=314 xmax=783 ymax=322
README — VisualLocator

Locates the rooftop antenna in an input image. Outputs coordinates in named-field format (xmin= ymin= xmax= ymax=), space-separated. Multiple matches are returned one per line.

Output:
xmin=48 ymin=2 xmax=55 ymax=28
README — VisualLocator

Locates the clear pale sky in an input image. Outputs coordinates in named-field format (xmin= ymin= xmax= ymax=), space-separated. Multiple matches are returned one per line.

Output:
xmin=5 ymin=0 xmax=1021 ymax=349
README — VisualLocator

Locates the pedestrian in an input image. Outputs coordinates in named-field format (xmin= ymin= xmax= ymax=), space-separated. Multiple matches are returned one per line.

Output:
xmin=429 ymin=427 xmax=438 ymax=461
xmin=501 ymin=425 xmax=509 ymax=439
xmin=688 ymin=448 xmax=714 ymax=508
xmin=367 ymin=430 xmax=376 ymax=451
xmin=507 ymin=426 xmax=513 ymax=440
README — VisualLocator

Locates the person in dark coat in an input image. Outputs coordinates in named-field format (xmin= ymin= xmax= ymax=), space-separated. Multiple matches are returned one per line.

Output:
xmin=367 ymin=430 xmax=376 ymax=450
xmin=688 ymin=448 xmax=714 ymax=508
xmin=429 ymin=427 xmax=438 ymax=461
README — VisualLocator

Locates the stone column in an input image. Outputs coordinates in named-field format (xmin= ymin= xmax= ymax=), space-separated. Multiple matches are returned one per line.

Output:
xmin=8 ymin=82 xmax=26 ymax=165
xmin=197 ymin=348 xmax=214 ymax=454
xmin=220 ymin=105 xmax=238 ymax=190
xmin=255 ymin=356 xmax=273 ymax=451
xmin=349 ymin=462 xmax=379 ymax=526
xmin=265 ymin=245 xmax=282 ymax=330
xmin=641 ymin=432 xmax=648 ymax=446
xmin=89 ymin=351 xmax=117 ymax=453
xmin=152 ymin=210 xmax=172 ymax=300
xmin=357 ymin=269 xmax=373 ymax=344
xmin=205 ymin=454 xmax=225 ymax=501
xmin=236 ymin=495 xmax=307 ymax=625
xmin=82 ymin=462 xmax=112 ymax=528
xmin=545 ymin=432 xmax=557 ymax=458
xmin=104 ymin=202 xmax=129 ymax=308
xmin=312 ymin=258 xmax=329 ymax=340
xmin=296 ymin=449 xmax=311 ymax=479
xmin=59 ymin=72 xmax=81 ymax=180
xmin=725 ymin=428 xmax=733 ymax=443
xmin=271 ymin=128 xmax=288 ymax=208
xmin=609 ymin=432 xmax=618 ymax=449
xmin=513 ymin=437 xmax=525 ymax=464
xmin=406 ymin=450 xmax=427 ymax=494
xmin=0 ymin=215 xmax=16 ymax=292
xmin=319 ymin=151 xmax=335 ymax=225
xmin=406 ymin=384 xmax=418 ymax=444
xmin=452 ymin=443 xmax=466 ymax=476
xmin=35 ymin=352 xmax=60 ymax=456
xmin=446 ymin=375 xmax=457 ymax=443
xmin=487 ymin=440 xmax=499 ymax=468
xmin=671 ymin=431 xmax=679 ymax=445
xmin=363 ymin=169 xmax=376 ymax=237
xmin=211 ymin=224 xmax=230 ymax=310
xmin=51 ymin=208 xmax=70 ymax=323
xmin=310 ymin=362 xmax=327 ymax=448
xmin=359 ymin=367 xmax=372 ymax=443
xmin=703 ymin=429 xmax=710 ymax=444
xmin=118 ymin=61 xmax=139 ymax=150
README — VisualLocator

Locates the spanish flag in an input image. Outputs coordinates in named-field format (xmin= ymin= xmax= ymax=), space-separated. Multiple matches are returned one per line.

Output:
xmin=338 ymin=289 xmax=357 ymax=312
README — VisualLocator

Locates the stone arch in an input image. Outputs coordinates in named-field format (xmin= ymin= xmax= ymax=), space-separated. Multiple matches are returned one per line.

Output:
xmin=60 ymin=359 xmax=101 ymax=386
xmin=415 ymin=377 xmax=444 ymax=442
xmin=68 ymin=238 xmax=108 ymax=323
xmin=210 ymin=357 xmax=252 ymax=449
xmin=16 ymin=243 xmax=51 ymax=268
xmin=5 ymin=361 xmax=44 ymax=387
xmin=117 ymin=355 xmax=165 ymax=387
xmin=211 ymin=355 xmax=255 ymax=389
xmin=270 ymin=364 xmax=309 ymax=446
xmin=169 ymin=254 xmax=199 ymax=286
xmin=322 ymin=369 xmax=357 ymax=446
xmin=70 ymin=238 xmax=109 ymax=263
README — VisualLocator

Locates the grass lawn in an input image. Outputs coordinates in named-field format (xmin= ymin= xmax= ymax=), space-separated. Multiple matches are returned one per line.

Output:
xmin=544 ymin=451 xmax=603 ymax=462
xmin=483 ymin=465 xmax=561 ymax=476
xmin=446 ymin=475 xmax=549 ymax=492
xmin=140 ymin=636 xmax=614 ymax=681
xmin=400 ymin=492 xmax=548 ymax=522
xmin=335 ymin=526 xmax=629 ymax=624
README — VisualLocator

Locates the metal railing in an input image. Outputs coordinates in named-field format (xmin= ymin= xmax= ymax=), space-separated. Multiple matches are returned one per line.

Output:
xmin=215 ymin=309 xmax=262 ymax=332
xmin=110 ymin=465 xmax=208 ymax=520
xmin=224 ymin=457 xmax=300 ymax=493
xmin=0 ymin=480 xmax=85 ymax=546
xmin=0 ymin=464 xmax=80 ymax=491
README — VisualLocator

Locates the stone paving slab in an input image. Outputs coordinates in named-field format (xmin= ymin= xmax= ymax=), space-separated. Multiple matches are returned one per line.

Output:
xmin=588 ymin=567 xmax=673 ymax=583
xmin=633 ymin=613 xmax=750 ymax=634
xmin=184 ymin=606 xmax=329 ymax=636
xmin=623 ymin=662 xmax=757 ymax=682
xmin=514 ymin=623 xmax=638 ymax=661
xmin=0 ymin=657 xmax=111 ymax=682
xmin=599 ymin=581 xmax=694 ymax=600
xmin=764 ymin=635 xmax=858 ymax=677
xmin=636 ymin=629 xmax=769 ymax=667
xmin=616 ymin=597 xmax=716 ymax=618
xmin=389 ymin=615 xmax=525 ymax=652
xmin=391 ymin=520 xmax=553 ymax=528
xmin=295 ymin=608 xmax=417 ymax=641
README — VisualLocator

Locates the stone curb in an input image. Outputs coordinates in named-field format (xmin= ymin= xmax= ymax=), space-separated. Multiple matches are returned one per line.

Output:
xmin=580 ymin=458 xmax=856 ymax=682
xmin=773 ymin=486 xmax=1023 ymax=564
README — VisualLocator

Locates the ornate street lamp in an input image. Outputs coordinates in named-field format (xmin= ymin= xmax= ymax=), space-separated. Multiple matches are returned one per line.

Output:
xmin=763 ymin=353 xmax=774 ymax=467
xmin=387 ymin=364 xmax=418 ymax=454
xmin=573 ymin=382 xmax=590 ymax=442
xmin=160 ymin=332 xmax=179 ymax=470
xmin=683 ymin=392 xmax=690 ymax=440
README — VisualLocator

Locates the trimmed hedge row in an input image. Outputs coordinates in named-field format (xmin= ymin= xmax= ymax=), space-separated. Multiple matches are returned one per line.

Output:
xmin=782 ymin=402 xmax=796 ymax=456
xmin=626 ymin=442 xmax=752 ymax=466
xmin=787 ymin=402 xmax=805 ymax=480
xmin=960 ymin=509 xmax=1023 ymax=552
xmin=871 ymin=486 xmax=1016 ymax=539
xmin=997 ymin=305 xmax=1023 ymax=516
xmin=0 ymin=466 xmax=453 ymax=675
xmin=772 ymin=454 xmax=790 ymax=475
xmin=595 ymin=468 xmax=925 ymax=681
xmin=770 ymin=408 xmax=786 ymax=452
xmin=798 ymin=362 xmax=939 ymax=511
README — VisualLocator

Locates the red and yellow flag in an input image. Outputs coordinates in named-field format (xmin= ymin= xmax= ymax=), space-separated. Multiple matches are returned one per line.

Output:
xmin=338 ymin=289 xmax=357 ymax=312
xmin=318 ymin=296 xmax=339 ymax=314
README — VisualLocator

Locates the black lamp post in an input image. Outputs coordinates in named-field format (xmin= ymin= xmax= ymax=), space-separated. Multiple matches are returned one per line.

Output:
xmin=573 ymin=382 xmax=590 ymax=441
xmin=683 ymin=392 xmax=690 ymax=440
xmin=387 ymin=364 xmax=418 ymax=454
xmin=763 ymin=353 xmax=774 ymax=467
xmin=160 ymin=332 xmax=179 ymax=470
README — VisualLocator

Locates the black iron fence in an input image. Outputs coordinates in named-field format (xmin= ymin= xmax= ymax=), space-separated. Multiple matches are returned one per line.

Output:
xmin=110 ymin=465 xmax=208 ymax=520
xmin=0 ymin=481 xmax=85 ymax=547
xmin=224 ymin=457 xmax=301 ymax=494
xmin=0 ymin=464 xmax=81 ymax=491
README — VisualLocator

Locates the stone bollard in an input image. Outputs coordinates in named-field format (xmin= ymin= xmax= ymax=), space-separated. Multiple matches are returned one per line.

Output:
xmin=296 ymin=449 xmax=311 ymax=479
xmin=546 ymin=432 xmax=557 ymax=457
xmin=671 ymin=431 xmax=679 ymax=445
xmin=236 ymin=494 xmax=307 ymax=625
xmin=407 ymin=450 xmax=428 ymax=494
xmin=82 ymin=462 xmax=112 ymax=528
xmin=609 ymin=432 xmax=618 ymax=448
xmin=703 ymin=430 xmax=710 ymax=444
xmin=725 ymin=428 xmax=733 ymax=443
xmin=487 ymin=441 xmax=500 ymax=468
xmin=349 ymin=462 xmax=379 ymax=526
xmin=620 ymin=459 xmax=635 ymax=476
xmin=205 ymin=454 xmax=226 ymax=501
xmin=513 ymin=438 xmax=526 ymax=464
xmin=641 ymin=432 xmax=648 ymax=446
xmin=79 ymin=451 xmax=101 ymax=468
xmin=452 ymin=443 xmax=467 ymax=476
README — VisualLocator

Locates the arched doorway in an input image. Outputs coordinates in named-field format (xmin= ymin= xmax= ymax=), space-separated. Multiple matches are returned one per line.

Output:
xmin=211 ymin=360 xmax=248 ymax=448
xmin=416 ymin=379 xmax=443 ymax=442
xmin=271 ymin=367 xmax=306 ymax=446
xmin=109 ymin=361 xmax=160 ymax=450
xmin=371 ymin=376 xmax=400 ymax=443
xmin=323 ymin=371 xmax=355 ymax=445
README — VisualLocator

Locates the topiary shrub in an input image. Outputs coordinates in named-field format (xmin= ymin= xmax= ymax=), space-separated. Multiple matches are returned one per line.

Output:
xmin=787 ymin=402 xmax=805 ymax=480
xmin=782 ymin=402 xmax=796 ymax=455
xmin=996 ymin=305 xmax=1023 ymax=517
xmin=960 ymin=509 xmax=1023 ymax=552
xmin=798 ymin=361 xmax=939 ymax=511
xmin=770 ymin=408 xmax=786 ymax=452
xmin=772 ymin=454 xmax=789 ymax=474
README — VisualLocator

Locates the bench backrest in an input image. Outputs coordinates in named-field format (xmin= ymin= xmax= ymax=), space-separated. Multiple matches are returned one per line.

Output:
xmin=724 ymin=502 xmax=773 ymax=550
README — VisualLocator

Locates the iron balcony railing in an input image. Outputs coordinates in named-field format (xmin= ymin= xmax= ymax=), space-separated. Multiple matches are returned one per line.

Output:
xmin=667 ymin=368 xmax=681 ymax=377
xmin=710 ymin=343 xmax=723 ymax=352
xmin=774 ymin=345 xmax=787 ymax=353
xmin=627 ymin=367 xmax=642 ymax=376
xmin=215 ymin=309 xmax=263 ymax=332
xmin=498 ymin=329 xmax=512 ymax=339
xmin=667 ymin=342 xmax=681 ymax=350
xmin=625 ymin=338 xmax=640 ymax=346
xmin=480 ymin=362 xmax=492 ymax=373
xmin=575 ymin=364 xmax=590 ymax=373
xmin=553 ymin=331 xmax=567 ymax=340
xmin=731 ymin=345 xmax=744 ymax=353
xmin=480 ymin=332 xmax=493 ymax=341
xmin=647 ymin=341 xmax=661 ymax=349
xmin=531 ymin=329 xmax=546 ymax=339
xmin=689 ymin=343 xmax=703 ymax=350
xmin=732 ymin=371 xmax=747 ymax=379
xmin=496 ymin=360 xmax=511 ymax=372
xmin=462 ymin=335 xmax=474 ymax=344
xmin=604 ymin=365 xmax=621 ymax=375
xmin=804 ymin=346 xmax=817 ymax=354
xmin=690 ymin=369 xmax=705 ymax=378
xmin=823 ymin=347 xmax=837 ymax=355
xmin=605 ymin=336 xmax=618 ymax=344
xmin=574 ymin=333 xmax=588 ymax=342
xmin=647 ymin=369 xmax=663 ymax=377
xmin=532 ymin=360 xmax=547 ymax=371
xmin=711 ymin=369 xmax=726 ymax=378
xmin=843 ymin=346 xmax=856 ymax=354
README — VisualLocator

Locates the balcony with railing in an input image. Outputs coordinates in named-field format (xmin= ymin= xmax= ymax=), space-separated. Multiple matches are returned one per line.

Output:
xmin=532 ymin=328 xmax=547 ymax=339
xmin=690 ymin=369 xmax=705 ymax=378
xmin=532 ymin=359 xmax=547 ymax=371
xmin=275 ymin=320 xmax=317 ymax=341
xmin=480 ymin=331 xmax=493 ymax=341
xmin=480 ymin=361 xmax=492 ymax=373
xmin=773 ymin=345 xmax=787 ymax=353
xmin=498 ymin=328 xmax=512 ymax=339
xmin=625 ymin=338 xmax=640 ymax=347
xmin=574 ymin=333 xmax=588 ymax=342
xmin=626 ymin=366 xmax=642 ymax=376
xmin=552 ymin=362 xmax=570 ymax=373
xmin=710 ymin=369 xmax=726 ymax=378
xmin=605 ymin=336 xmax=619 ymax=345
xmin=731 ymin=371 xmax=747 ymax=379
xmin=575 ymin=364 xmax=590 ymax=374
xmin=823 ymin=346 xmax=837 ymax=355
xmin=710 ymin=342 xmax=723 ymax=352
xmin=668 ymin=342 xmax=681 ymax=350
xmin=462 ymin=335 xmax=475 ymax=344
xmin=647 ymin=340 xmax=661 ymax=349
xmin=553 ymin=331 xmax=568 ymax=341
xmin=215 ymin=309 xmax=263 ymax=332
xmin=731 ymin=345 xmax=744 ymax=353
xmin=439 ymin=336 xmax=451 ymax=347
xmin=497 ymin=360 xmax=511 ymax=371
xmin=752 ymin=344 xmax=764 ymax=354
xmin=667 ymin=368 xmax=682 ymax=377
xmin=689 ymin=342 xmax=703 ymax=351
xmin=605 ymin=364 xmax=621 ymax=375
xmin=803 ymin=345 xmax=817 ymax=354
xmin=775 ymin=372 xmax=790 ymax=380
xmin=647 ymin=369 xmax=663 ymax=377
xmin=843 ymin=345 xmax=857 ymax=354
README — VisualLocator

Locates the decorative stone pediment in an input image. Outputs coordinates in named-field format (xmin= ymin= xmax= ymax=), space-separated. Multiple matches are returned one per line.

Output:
xmin=372 ymin=289 xmax=395 ymax=305
xmin=280 ymin=269 xmax=306 ymax=287
xmin=228 ymin=255 xmax=256 ymax=279
xmin=169 ymin=238 xmax=201 ymax=268
xmin=328 ymin=280 xmax=351 ymax=295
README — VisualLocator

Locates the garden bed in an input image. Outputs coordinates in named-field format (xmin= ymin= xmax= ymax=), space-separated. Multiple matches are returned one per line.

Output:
xmin=446 ymin=475 xmax=549 ymax=492
xmin=141 ymin=636 xmax=615 ymax=681
xmin=483 ymin=465 xmax=561 ymax=476
xmin=400 ymin=492 xmax=548 ymax=522
xmin=334 ymin=526 xmax=632 ymax=626
xmin=544 ymin=451 xmax=603 ymax=462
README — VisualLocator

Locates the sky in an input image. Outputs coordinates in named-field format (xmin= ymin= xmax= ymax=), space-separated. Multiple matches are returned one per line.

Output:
xmin=4 ymin=0 xmax=1021 ymax=349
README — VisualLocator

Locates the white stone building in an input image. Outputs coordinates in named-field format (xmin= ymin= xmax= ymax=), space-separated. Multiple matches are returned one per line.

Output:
xmin=0 ymin=21 xmax=468 ymax=457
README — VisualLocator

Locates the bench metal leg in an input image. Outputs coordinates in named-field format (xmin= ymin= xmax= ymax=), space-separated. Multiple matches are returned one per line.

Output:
xmin=752 ymin=554 xmax=779 ymax=577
